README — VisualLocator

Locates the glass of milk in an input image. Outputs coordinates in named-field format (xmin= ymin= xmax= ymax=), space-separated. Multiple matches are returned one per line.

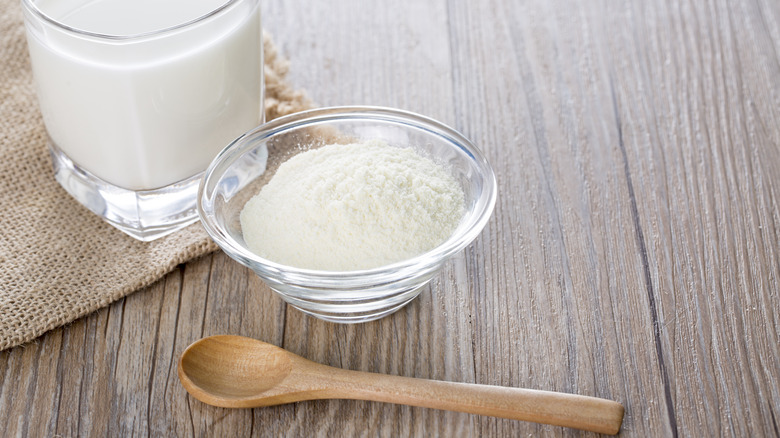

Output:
xmin=20 ymin=0 xmax=264 ymax=241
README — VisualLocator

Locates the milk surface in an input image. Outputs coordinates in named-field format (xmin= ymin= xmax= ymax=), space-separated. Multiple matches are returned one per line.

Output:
xmin=46 ymin=0 xmax=230 ymax=35
xmin=26 ymin=0 xmax=262 ymax=190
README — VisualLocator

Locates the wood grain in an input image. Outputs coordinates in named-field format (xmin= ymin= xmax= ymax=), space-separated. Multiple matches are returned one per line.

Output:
xmin=2 ymin=0 xmax=779 ymax=436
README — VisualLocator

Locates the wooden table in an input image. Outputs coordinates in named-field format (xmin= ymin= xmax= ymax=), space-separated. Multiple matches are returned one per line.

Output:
xmin=3 ymin=0 xmax=779 ymax=436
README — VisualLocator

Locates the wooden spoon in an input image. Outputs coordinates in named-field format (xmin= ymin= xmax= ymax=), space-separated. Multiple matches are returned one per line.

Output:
xmin=178 ymin=335 xmax=625 ymax=435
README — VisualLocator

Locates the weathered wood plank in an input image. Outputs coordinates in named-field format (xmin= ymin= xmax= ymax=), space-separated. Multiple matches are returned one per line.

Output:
xmin=605 ymin=0 xmax=780 ymax=435
xmin=0 ymin=0 xmax=778 ymax=436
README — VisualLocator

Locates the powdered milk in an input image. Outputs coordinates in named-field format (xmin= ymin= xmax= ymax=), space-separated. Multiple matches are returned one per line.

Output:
xmin=240 ymin=140 xmax=465 ymax=271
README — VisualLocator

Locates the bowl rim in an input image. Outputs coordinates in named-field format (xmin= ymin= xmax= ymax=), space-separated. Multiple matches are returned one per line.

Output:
xmin=198 ymin=105 xmax=497 ymax=285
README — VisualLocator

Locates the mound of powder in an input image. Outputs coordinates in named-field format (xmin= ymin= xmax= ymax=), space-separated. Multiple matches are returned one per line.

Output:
xmin=239 ymin=139 xmax=465 ymax=271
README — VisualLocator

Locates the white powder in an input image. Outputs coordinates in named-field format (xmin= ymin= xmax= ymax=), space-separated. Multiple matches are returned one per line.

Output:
xmin=239 ymin=140 xmax=465 ymax=271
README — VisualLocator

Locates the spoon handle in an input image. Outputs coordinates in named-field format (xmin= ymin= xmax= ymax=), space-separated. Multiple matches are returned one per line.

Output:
xmin=311 ymin=366 xmax=624 ymax=435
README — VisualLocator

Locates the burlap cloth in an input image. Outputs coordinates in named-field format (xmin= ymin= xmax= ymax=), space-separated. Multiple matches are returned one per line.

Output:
xmin=0 ymin=0 xmax=313 ymax=351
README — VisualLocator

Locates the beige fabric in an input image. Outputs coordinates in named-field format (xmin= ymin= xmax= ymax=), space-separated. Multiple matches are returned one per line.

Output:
xmin=0 ymin=0 xmax=312 ymax=351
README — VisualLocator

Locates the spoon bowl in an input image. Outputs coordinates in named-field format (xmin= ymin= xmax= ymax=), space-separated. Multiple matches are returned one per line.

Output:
xmin=179 ymin=335 xmax=292 ymax=400
xmin=178 ymin=335 xmax=625 ymax=434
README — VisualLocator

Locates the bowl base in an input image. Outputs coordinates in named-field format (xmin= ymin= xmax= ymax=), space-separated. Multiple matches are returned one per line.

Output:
xmin=275 ymin=284 xmax=426 ymax=323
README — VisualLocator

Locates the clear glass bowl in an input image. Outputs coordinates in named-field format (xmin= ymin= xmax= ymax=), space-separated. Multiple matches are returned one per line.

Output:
xmin=198 ymin=106 xmax=497 ymax=323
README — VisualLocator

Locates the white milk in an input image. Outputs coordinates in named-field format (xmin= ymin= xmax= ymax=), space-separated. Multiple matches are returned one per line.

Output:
xmin=25 ymin=0 xmax=263 ymax=190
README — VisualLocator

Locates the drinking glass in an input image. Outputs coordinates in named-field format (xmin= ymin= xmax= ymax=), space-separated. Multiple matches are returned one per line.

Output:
xmin=21 ymin=0 xmax=264 ymax=240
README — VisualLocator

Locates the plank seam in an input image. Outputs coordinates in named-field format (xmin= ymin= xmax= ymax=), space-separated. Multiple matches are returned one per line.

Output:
xmin=610 ymin=74 xmax=680 ymax=437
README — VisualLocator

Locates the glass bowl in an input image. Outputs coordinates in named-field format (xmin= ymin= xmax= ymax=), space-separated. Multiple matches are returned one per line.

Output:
xmin=198 ymin=106 xmax=497 ymax=323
